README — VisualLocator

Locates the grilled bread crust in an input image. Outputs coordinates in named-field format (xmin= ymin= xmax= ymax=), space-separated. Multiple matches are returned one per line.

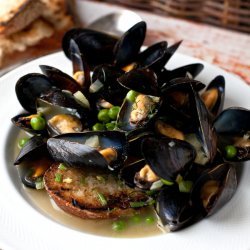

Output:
xmin=44 ymin=163 xmax=148 ymax=219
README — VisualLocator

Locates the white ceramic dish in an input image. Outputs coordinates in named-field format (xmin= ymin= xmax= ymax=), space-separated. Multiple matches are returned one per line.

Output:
xmin=0 ymin=52 xmax=249 ymax=250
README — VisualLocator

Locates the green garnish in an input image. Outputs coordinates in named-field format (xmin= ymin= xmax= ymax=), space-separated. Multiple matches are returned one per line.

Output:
xmin=145 ymin=215 xmax=155 ymax=224
xmin=58 ymin=163 xmax=67 ymax=170
xmin=129 ymin=201 xmax=147 ymax=208
xmin=161 ymin=178 xmax=174 ymax=186
xmin=105 ymin=122 xmax=116 ymax=131
xmin=55 ymin=173 xmax=62 ymax=183
xmin=108 ymin=106 xmax=120 ymax=120
xmin=131 ymin=215 xmax=141 ymax=223
xmin=97 ymin=109 xmax=110 ymax=123
xmin=225 ymin=145 xmax=237 ymax=159
xmin=96 ymin=192 xmax=107 ymax=206
xmin=178 ymin=180 xmax=193 ymax=193
xmin=35 ymin=177 xmax=44 ymax=190
xmin=126 ymin=90 xmax=139 ymax=102
xmin=18 ymin=138 xmax=29 ymax=148
xmin=30 ymin=115 xmax=46 ymax=130
xmin=92 ymin=122 xmax=106 ymax=131
xmin=112 ymin=220 xmax=126 ymax=231
xmin=96 ymin=175 xmax=106 ymax=183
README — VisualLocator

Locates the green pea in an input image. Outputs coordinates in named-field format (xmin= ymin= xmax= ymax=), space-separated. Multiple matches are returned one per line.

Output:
xmin=18 ymin=138 xmax=29 ymax=148
xmin=105 ymin=122 xmax=116 ymax=131
xmin=131 ymin=215 xmax=141 ymax=223
xmin=112 ymin=220 xmax=125 ymax=231
xmin=145 ymin=216 xmax=155 ymax=224
xmin=126 ymin=90 xmax=139 ymax=102
xmin=97 ymin=109 xmax=110 ymax=123
xmin=30 ymin=115 xmax=46 ymax=130
xmin=225 ymin=145 xmax=237 ymax=159
xmin=108 ymin=106 xmax=120 ymax=120
xmin=92 ymin=123 xmax=106 ymax=131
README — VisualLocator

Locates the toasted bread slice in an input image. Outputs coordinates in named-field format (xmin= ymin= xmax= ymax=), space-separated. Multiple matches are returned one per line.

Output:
xmin=0 ymin=0 xmax=44 ymax=36
xmin=44 ymin=163 xmax=148 ymax=219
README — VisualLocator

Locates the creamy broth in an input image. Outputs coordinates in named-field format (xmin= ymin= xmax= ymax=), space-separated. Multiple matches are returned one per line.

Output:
xmin=14 ymin=132 xmax=163 ymax=238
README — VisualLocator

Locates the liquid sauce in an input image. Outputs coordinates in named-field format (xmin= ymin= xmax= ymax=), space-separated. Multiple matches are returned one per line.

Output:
xmin=15 ymin=132 xmax=163 ymax=238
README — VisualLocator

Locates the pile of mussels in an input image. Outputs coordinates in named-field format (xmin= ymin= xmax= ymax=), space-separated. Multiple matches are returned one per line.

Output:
xmin=12 ymin=21 xmax=250 ymax=231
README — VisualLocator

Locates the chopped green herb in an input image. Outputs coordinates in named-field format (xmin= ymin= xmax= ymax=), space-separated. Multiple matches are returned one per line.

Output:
xmin=55 ymin=173 xmax=62 ymax=183
xmin=161 ymin=178 xmax=174 ymax=186
xmin=178 ymin=180 xmax=193 ymax=193
xmin=176 ymin=174 xmax=183 ymax=184
xmin=96 ymin=175 xmax=106 ymax=183
xmin=35 ymin=177 xmax=44 ymax=190
xmin=129 ymin=201 xmax=147 ymax=208
xmin=112 ymin=220 xmax=126 ymax=231
xmin=58 ymin=163 xmax=67 ymax=170
xmin=96 ymin=192 xmax=107 ymax=206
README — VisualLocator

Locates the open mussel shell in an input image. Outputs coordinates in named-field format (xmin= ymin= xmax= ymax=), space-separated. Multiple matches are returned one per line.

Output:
xmin=213 ymin=107 xmax=250 ymax=135
xmin=201 ymin=75 xmax=225 ymax=117
xmin=159 ymin=63 xmax=204 ymax=88
xmin=47 ymin=131 xmax=127 ymax=171
xmin=63 ymin=28 xmax=118 ymax=69
xmin=191 ymin=162 xmax=237 ymax=217
xmin=40 ymin=65 xmax=82 ymax=94
xmin=156 ymin=186 xmax=198 ymax=232
xmin=213 ymin=108 xmax=250 ymax=161
xmin=14 ymin=135 xmax=53 ymax=188
xmin=91 ymin=65 xmax=127 ymax=106
xmin=116 ymin=93 xmax=161 ymax=132
xmin=15 ymin=73 xmax=53 ymax=113
xmin=11 ymin=113 xmax=47 ymax=135
xmin=113 ymin=21 xmax=146 ymax=67
xmin=136 ymin=41 xmax=168 ymax=71
xmin=118 ymin=68 xmax=159 ymax=96
xmin=36 ymin=98 xmax=89 ymax=136
xmin=190 ymin=84 xmax=217 ymax=164
xmin=69 ymin=39 xmax=91 ymax=94
xmin=142 ymin=136 xmax=196 ymax=181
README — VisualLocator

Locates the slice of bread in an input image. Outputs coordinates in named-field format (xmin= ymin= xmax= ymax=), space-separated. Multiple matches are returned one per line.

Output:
xmin=0 ymin=0 xmax=73 ymax=69
xmin=0 ymin=0 xmax=44 ymax=36
xmin=44 ymin=163 xmax=148 ymax=219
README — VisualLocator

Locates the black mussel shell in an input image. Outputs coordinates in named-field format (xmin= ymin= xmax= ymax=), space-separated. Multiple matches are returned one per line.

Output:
xmin=113 ymin=21 xmax=146 ymax=67
xmin=156 ymin=186 xmax=199 ymax=231
xmin=40 ymin=65 xmax=82 ymax=94
xmin=11 ymin=113 xmax=47 ymax=135
xmin=190 ymin=85 xmax=217 ymax=164
xmin=142 ymin=137 xmax=196 ymax=181
xmin=118 ymin=68 xmax=159 ymax=96
xmin=63 ymin=29 xmax=118 ymax=69
xmin=136 ymin=41 xmax=168 ymax=71
xmin=69 ymin=39 xmax=91 ymax=94
xmin=91 ymin=65 xmax=127 ymax=106
xmin=159 ymin=63 xmax=204 ymax=88
xmin=16 ymin=73 xmax=53 ymax=113
xmin=47 ymin=131 xmax=127 ymax=171
xmin=14 ymin=135 xmax=47 ymax=165
xmin=191 ymin=163 xmax=237 ymax=217
xmin=201 ymin=75 xmax=225 ymax=117
xmin=213 ymin=107 xmax=250 ymax=135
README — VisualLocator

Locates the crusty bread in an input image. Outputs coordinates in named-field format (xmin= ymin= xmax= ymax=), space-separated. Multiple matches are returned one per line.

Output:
xmin=0 ymin=0 xmax=73 ymax=69
xmin=44 ymin=163 xmax=148 ymax=219
xmin=0 ymin=0 xmax=44 ymax=36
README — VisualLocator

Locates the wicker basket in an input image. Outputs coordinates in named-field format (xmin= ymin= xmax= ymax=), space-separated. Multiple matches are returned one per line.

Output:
xmin=92 ymin=0 xmax=250 ymax=33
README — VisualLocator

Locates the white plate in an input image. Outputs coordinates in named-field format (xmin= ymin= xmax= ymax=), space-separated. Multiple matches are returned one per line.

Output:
xmin=0 ymin=52 xmax=249 ymax=250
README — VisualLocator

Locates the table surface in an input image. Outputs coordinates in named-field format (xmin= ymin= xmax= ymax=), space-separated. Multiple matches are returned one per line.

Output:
xmin=0 ymin=0 xmax=250 ymax=86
